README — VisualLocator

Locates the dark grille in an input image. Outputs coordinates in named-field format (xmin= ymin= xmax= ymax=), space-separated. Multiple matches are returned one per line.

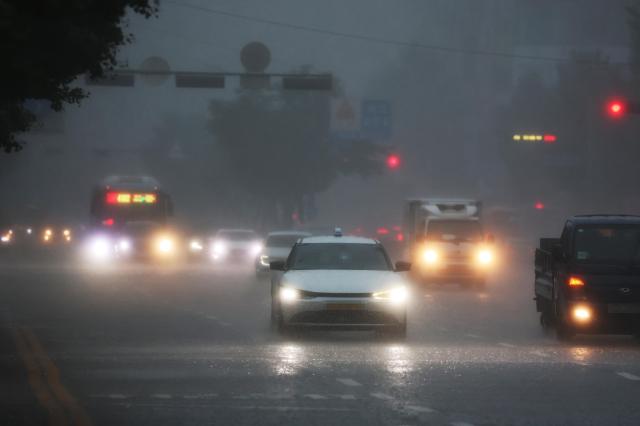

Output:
xmin=289 ymin=310 xmax=398 ymax=325
xmin=299 ymin=290 xmax=372 ymax=299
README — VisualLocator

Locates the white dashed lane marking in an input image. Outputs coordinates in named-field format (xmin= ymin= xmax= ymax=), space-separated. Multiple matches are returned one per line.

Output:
xmin=305 ymin=394 xmax=328 ymax=400
xmin=336 ymin=378 xmax=362 ymax=387
xmin=405 ymin=405 xmax=435 ymax=413
xmin=151 ymin=394 xmax=172 ymax=399
xmin=497 ymin=342 xmax=516 ymax=348
xmin=617 ymin=372 xmax=640 ymax=381
xmin=370 ymin=392 xmax=394 ymax=400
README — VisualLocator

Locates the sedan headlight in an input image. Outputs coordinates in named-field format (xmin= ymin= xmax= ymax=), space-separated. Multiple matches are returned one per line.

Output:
xmin=280 ymin=287 xmax=300 ymax=303
xmin=250 ymin=242 xmax=263 ymax=256
xmin=189 ymin=239 xmax=203 ymax=252
xmin=373 ymin=286 xmax=409 ymax=305
xmin=118 ymin=239 xmax=132 ymax=253
xmin=476 ymin=248 xmax=494 ymax=266
xmin=212 ymin=241 xmax=227 ymax=254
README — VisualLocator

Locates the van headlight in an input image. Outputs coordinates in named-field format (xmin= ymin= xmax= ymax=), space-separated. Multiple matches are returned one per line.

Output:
xmin=421 ymin=248 xmax=439 ymax=265
xmin=476 ymin=248 xmax=494 ymax=266
xmin=373 ymin=286 xmax=409 ymax=305
xmin=280 ymin=287 xmax=300 ymax=303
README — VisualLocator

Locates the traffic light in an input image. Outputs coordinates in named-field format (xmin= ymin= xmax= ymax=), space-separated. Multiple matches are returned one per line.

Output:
xmin=607 ymin=99 xmax=626 ymax=119
xmin=386 ymin=154 xmax=401 ymax=170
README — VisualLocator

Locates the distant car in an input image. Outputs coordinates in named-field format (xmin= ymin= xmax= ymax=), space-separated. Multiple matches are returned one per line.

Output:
xmin=255 ymin=231 xmax=312 ymax=276
xmin=269 ymin=229 xmax=411 ymax=337
xmin=211 ymin=229 xmax=262 ymax=263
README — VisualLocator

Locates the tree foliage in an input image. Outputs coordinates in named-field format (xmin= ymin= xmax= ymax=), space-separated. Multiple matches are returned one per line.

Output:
xmin=0 ymin=0 xmax=158 ymax=152
xmin=209 ymin=88 xmax=387 ymax=227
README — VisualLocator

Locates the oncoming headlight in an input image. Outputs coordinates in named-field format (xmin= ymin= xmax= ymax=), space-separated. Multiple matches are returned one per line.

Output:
xmin=157 ymin=237 xmax=175 ymax=254
xmin=189 ymin=239 xmax=203 ymax=252
xmin=250 ymin=242 xmax=263 ymax=256
xmin=279 ymin=287 xmax=300 ymax=303
xmin=422 ymin=248 xmax=439 ymax=265
xmin=87 ymin=236 xmax=112 ymax=261
xmin=373 ymin=286 xmax=409 ymax=305
xmin=476 ymin=248 xmax=494 ymax=266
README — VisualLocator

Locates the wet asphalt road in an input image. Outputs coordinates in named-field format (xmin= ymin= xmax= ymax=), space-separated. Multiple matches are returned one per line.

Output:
xmin=2 ymin=249 xmax=640 ymax=426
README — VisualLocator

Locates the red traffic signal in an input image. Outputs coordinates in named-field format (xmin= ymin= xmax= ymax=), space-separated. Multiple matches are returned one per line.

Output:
xmin=386 ymin=154 xmax=401 ymax=170
xmin=607 ymin=99 xmax=626 ymax=118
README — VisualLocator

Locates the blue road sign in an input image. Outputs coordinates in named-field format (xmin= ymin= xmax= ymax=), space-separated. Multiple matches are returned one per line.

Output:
xmin=361 ymin=100 xmax=392 ymax=140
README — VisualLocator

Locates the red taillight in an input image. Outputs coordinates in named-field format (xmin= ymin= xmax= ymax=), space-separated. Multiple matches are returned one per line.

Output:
xmin=395 ymin=233 xmax=404 ymax=242
xmin=102 ymin=218 xmax=114 ymax=227
xmin=106 ymin=192 xmax=118 ymax=204
xmin=377 ymin=227 xmax=389 ymax=235
xmin=568 ymin=276 xmax=585 ymax=287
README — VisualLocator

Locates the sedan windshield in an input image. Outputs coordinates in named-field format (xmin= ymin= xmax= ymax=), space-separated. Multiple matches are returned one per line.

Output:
xmin=574 ymin=225 xmax=640 ymax=264
xmin=288 ymin=243 xmax=391 ymax=270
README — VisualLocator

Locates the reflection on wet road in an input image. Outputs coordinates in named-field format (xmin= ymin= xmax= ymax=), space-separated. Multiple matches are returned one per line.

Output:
xmin=2 ymin=255 xmax=640 ymax=426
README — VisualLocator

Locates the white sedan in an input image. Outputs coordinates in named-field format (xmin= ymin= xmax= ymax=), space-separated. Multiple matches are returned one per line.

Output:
xmin=270 ymin=231 xmax=411 ymax=337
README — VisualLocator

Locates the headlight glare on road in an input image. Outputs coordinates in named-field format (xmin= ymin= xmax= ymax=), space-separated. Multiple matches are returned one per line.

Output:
xmin=280 ymin=287 xmax=300 ymax=303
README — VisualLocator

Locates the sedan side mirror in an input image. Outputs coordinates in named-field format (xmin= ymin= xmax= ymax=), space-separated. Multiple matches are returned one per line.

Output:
xmin=270 ymin=260 xmax=286 ymax=271
xmin=395 ymin=261 xmax=412 ymax=272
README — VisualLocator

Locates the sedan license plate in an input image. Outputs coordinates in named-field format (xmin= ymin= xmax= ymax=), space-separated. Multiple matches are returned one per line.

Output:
xmin=326 ymin=303 xmax=364 ymax=311
xmin=607 ymin=304 xmax=640 ymax=314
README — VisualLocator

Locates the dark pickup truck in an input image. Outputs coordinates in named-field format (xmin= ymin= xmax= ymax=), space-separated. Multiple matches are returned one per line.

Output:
xmin=535 ymin=215 xmax=640 ymax=340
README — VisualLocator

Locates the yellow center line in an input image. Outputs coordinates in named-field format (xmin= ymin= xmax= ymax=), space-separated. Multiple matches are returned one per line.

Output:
xmin=21 ymin=327 xmax=94 ymax=426
xmin=13 ymin=328 xmax=68 ymax=426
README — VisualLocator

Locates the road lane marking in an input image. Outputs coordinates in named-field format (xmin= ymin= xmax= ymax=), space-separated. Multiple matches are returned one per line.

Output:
xmin=617 ymin=372 xmax=640 ymax=381
xmin=183 ymin=393 xmax=219 ymax=399
xmin=529 ymin=350 xmax=550 ymax=358
xmin=336 ymin=378 xmax=362 ymax=387
xmin=338 ymin=394 xmax=356 ymax=400
xmin=233 ymin=405 xmax=355 ymax=412
xmin=151 ymin=393 xmax=172 ymax=399
xmin=22 ymin=327 xmax=93 ymax=426
xmin=305 ymin=394 xmax=328 ymax=400
xmin=405 ymin=405 xmax=435 ymax=413
xmin=371 ymin=392 xmax=394 ymax=400
xmin=465 ymin=333 xmax=481 ymax=339
xmin=13 ymin=329 xmax=68 ymax=426
xmin=108 ymin=394 xmax=128 ymax=399
xmin=497 ymin=342 xmax=516 ymax=348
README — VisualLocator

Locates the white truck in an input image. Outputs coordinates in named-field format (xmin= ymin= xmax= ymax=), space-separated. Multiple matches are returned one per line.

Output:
xmin=402 ymin=199 xmax=495 ymax=288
